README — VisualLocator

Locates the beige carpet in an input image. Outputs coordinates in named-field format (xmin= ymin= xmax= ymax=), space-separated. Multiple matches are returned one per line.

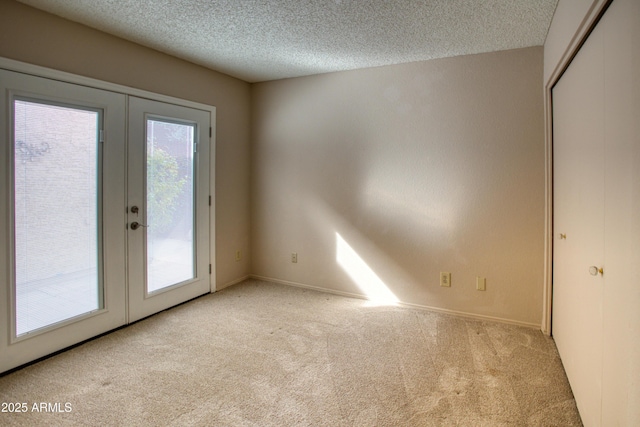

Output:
xmin=0 ymin=279 xmax=582 ymax=426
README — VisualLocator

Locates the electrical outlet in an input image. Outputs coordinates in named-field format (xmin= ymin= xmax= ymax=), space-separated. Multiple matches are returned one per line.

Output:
xmin=440 ymin=272 xmax=451 ymax=287
xmin=235 ymin=250 xmax=241 ymax=261
xmin=476 ymin=277 xmax=486 ymax=291
xmin=291 ymin=252 xmax=298 ymax=263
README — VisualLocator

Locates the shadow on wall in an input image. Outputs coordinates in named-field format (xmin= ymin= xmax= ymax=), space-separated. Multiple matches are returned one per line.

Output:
xmin=281 ymin=74 xmax=468 ymax=304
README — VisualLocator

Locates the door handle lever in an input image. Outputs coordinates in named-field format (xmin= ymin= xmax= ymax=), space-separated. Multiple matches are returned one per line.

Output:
xmin=130 ymin=221 xmax=148 ymax=230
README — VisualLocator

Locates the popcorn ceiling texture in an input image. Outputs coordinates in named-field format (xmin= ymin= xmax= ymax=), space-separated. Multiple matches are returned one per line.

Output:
xmin=17 ymin=0 xmax=558 ymax=82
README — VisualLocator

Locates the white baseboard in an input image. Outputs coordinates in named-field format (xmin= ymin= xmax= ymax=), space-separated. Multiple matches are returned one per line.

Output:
xmin=215 ymin=275 xmax=251 ymax=292
xmin=251 ymin=274 xmax=371 ymax=300
xmin=250 ymin=274 xmax=541 ymax=330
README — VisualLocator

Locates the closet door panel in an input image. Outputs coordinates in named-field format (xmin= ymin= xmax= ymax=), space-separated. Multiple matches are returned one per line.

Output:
xmin=552 ymin=16 xmax=605 ymax=427
xmin=601 ymin=0 xmax=640 ymax=423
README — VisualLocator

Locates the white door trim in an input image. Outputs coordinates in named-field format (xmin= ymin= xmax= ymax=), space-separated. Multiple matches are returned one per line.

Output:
xmin=0 ymin=57 xmax=215 ymax=113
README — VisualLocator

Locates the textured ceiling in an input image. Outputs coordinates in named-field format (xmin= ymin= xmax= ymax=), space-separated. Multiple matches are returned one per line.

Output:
xmin=17 ymin=0 xmax=558 ymax=83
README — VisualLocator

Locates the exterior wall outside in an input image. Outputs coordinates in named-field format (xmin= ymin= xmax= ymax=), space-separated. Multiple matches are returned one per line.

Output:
xmin=13 ymin=102 xmax=99 ymax=283
xmin=251 ymin=47 xmax=545 ymax=326
xmin=0 ymin=0 xmax=252 ymax=288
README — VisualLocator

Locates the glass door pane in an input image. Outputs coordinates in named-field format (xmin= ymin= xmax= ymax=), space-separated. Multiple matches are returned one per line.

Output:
xmin=146 ymin=119 xmax=195 ymax=292
xmin=13 ymin=99 xmax=102 ymax=336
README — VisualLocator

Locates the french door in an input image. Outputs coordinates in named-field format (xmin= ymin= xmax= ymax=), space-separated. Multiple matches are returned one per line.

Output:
xmin=0 ymin=70 xmax=211 ymax=373
xmin=127 ymin=97 xmax=210 ymax=322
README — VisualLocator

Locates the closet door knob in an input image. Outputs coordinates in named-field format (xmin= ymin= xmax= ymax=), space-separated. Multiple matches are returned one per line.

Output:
xmin=589 ymin=266 xmax=603 ymax=276
xmin=559 ymin=233 xmax=567 ymax=239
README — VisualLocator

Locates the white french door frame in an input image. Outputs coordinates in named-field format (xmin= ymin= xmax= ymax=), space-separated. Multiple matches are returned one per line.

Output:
xmin=0 ymin=57 xmax=216 ymax=374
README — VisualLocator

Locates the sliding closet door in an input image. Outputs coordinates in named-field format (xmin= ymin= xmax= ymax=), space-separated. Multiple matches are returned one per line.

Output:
xmin=127 ymin=97 xmax=210 ymax=322
xmin=552 ymin=22 xmax=605 ymax=423
xmin=0 ymin=70 xmax=127 ymax=373
xmin=553 ymin=0 xmax=640 ymax=425
xmin=600 ymin=0 xmax=640 ymax=423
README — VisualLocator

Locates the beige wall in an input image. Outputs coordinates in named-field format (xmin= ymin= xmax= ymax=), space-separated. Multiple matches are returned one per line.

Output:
xmin=0 ymin=0 xmax=252 ymax=288
xmin=251 ymin=47 xmax=545 ymax=326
